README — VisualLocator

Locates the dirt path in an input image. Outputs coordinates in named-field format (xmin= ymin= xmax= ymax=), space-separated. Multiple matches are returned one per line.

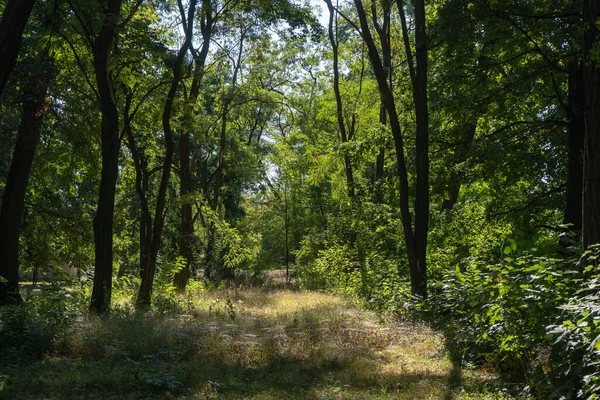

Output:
xmin=2 ymin=288 xmax=505 ymax=399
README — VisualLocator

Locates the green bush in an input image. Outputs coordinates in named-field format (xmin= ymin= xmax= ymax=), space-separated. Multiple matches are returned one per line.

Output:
xmin=547 ymin=267 xmax=600 ymax=399
xmin=0 ymin=284 xmax=83 ymax=365
xmin=421 ymin=246 xmax=595 ymax=398
xmin=297 ymin=242 xmax=359 ymax=293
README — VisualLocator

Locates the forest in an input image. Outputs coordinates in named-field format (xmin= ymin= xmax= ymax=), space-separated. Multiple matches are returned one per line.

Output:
xmin=1 ymin=0 xmax=599 ymax=398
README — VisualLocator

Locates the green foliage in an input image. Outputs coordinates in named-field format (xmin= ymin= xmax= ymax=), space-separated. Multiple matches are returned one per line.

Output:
xmin=0 ymin=0 xmax=594 ymax=397
xmin=547 ymin=251 xmax=600 ymax=399
xmin=0 ymin=284 xmax=84 ymax=366
xmin=422 ymin=246 xmax=599 ymax=398
xmin=297 ymin=242 xmax=359 ymax=294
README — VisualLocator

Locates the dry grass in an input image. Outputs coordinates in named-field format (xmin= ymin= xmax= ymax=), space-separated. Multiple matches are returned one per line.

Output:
xmin=0 ymin=286 xmax=510 ymax=399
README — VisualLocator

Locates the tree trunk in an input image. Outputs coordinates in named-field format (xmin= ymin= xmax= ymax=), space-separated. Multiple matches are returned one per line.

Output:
xmin=175 ymin=1 xmax=213 ymax=289
xmin=0 ymin=59 xmax=52 ymax=305
xmin=564 ymin=62 xmax=584 ymax=234
xmin=122 ymin=91 xmax=153 ymax=281
xmin=374 ymin=109 xmax=386 ymax=202
xmin=373 ymin=4 xmax=391 ymax=204
xmin=175 ymin=129 xmax=194 ymax=288
xmin=0 ymin=0 xmax=36 ymax=95
xmin=325 ymin=0 xmax=356 ymax=247
xmin=204 ymin=99 xmax=229 ymax=279
xmin=204 ymin=28 xmax=245 ymax=280
xmin=354 ymin=0 xmax=429 ymax=298
xmin=355 ymin=0 xmax=414 ymax=289
xmin=90 ymin=0 xmax=123 ymax=314
xmin=583 ymin=0 xmax=600 ymax=249
xmin=414 ymin=0 xmax=429 ymax=297
xmin=137 ymin=0 xmax=197 ymax=306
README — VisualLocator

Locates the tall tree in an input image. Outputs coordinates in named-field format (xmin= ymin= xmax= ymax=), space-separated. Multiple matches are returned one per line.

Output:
xmin=90 ymin=0 xmax=124 ymax=313
xmin=0 ymin=0 xmax=37 ymax=95
xmin=583 ymin=0 xmax=600 ymax=249
xmin=174 ymin=0 xmax=214 ymax=290
xmin=564 ymin=62 xmax=584 ymax=235
xmin=137 ymin=0 xmax=198 ymax=306
xmin=399 ymin=0 xmax=429 ymax=296
xmin=324 ymin=0 xmax=357 ymax=247
xmin=0 ymin=55 xmax=54 ymax=305
xmin=353 ymin=0 xmax=429 ymax=297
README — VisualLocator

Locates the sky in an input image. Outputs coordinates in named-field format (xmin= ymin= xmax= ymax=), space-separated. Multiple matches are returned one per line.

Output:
xmin=307 ymin=0 xmax=329 ymax=27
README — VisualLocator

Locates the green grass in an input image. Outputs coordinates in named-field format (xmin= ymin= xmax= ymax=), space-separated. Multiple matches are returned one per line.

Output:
xmin=0 ymin=284 xmax=513 ymax=399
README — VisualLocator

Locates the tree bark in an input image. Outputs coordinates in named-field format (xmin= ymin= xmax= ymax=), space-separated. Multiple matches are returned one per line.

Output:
xmin=0 ymin=0 xmax=36 ymax=95
xmin=583 ymin=0 xmax=600 ymax=249
xmin=411 ymin=0 xmax=429 ymax=298
xmin=90 ymin=0 xmax=123 ymax=314
xmin=122 ymin=91 xmax=152 ymax=280
xmin=374 ymin=109 xmax=386 ymax=202
xmin=137 ymin=0 xmax=197 ymax=306
xmin=564 ymin=62 xmax=584 ymax=234
xmin=0 ymin=58 xmax=52 ymax=305
xmin=176 ymin=129 xmax=194 ymax=288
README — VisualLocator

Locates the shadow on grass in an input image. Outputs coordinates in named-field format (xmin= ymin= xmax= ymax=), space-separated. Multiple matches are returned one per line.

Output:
xmin=1 ymin=290 xmax=492 ymax=399
xmin=2 ymin=354 xmax=453 ymax=399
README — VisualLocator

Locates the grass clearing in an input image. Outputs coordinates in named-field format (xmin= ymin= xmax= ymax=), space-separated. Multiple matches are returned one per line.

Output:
xmin=1 ymin=286 xmax=511 ymax=399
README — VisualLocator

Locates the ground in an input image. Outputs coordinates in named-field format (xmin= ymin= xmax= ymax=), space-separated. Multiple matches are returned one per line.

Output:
xmin=0 ymin=282 xmax=510 ymax=399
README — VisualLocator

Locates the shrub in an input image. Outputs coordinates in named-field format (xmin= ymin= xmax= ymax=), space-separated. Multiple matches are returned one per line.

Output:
xmin=0 ymin=284 xmax=83 ymax=365
xmin=547 ymin=266 xmax=600 ymax=399
xmin=421 ymin=246 xmax=592 ymax=398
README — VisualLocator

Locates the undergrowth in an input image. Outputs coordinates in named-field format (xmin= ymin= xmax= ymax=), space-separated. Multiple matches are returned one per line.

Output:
xmin=1 ymin=280 xmax=504 ymax=399
xmin=420 ymin=247 xmax=600 ymax=399
xmin=295 ymin=239 xmax=600 ymax=399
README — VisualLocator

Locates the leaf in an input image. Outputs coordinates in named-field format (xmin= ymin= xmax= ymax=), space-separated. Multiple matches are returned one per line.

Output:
xmin=455 ymin=264 xmax=464 ymax=282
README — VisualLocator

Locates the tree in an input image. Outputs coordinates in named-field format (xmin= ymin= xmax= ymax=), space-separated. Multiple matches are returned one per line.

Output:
xmin=324 ymin=0 xmax=358 ymax=248
xmin=353 ymin=0 xmax=429 ymax=297
xmin=583 ymin=0 xmax=600 ymax=249
xmin=0 ymin=0 xmax=37 ymax=95
xmin=0 ymin=0 xmax=63 ymax=305
xmin=136 ymin=0 xmax=198 ymax=306
xmin=88 ymin=0 xmax=125 ymax=313
xmin=174 ymin=0 xmax=215 ymax=290
xmin=0 ymin=55 xmax=54 ymax=305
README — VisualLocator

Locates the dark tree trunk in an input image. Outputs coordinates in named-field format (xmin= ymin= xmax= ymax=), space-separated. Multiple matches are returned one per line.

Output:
xmin=411 ymin=0 xmax=429 ymax=298
xmin=0 ymin=0 xmax=36 ymax=95
xmin=442 ymin=123 xmax=476 ymax=211
xmin=372 ymin=4 xmax=391 ymax=204
xmin=175 ymin=1 xmax=213 ymax=289
xmin=90 ymin=0 xmax=123 ymax=314
xmin=137 ymin=0 xmax=197 ymax=306
xmin=374 ymin=108 xmax=386 ymax=203
xmin=325 ymin=0 xmax=357 ymax=247
xmin=583 ymin=0 xmax=600 ymax=249
xmin=355 ymin=0 xmax=413 ymax=287
xmin=176 ymin=129 xmax=194 ymax=288
xmin=564 ymin=62 xmax=584 ymax=234
xmin=0 ymin=59 xmax=52 ymax=305
xmin=355 ymin=0 xmax=429 ymax=298
xmin=122 ymin=91 xmax=152 ymax=281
